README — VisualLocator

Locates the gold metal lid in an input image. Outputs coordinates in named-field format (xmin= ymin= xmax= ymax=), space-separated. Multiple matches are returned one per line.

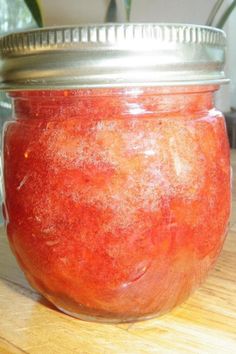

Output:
xmin=0 ymin=23 xmax=228 ymax=90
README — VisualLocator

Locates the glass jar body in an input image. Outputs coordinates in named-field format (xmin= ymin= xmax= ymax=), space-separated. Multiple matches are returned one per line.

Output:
xmin=3 ymin=86 xmax=230 ymax=322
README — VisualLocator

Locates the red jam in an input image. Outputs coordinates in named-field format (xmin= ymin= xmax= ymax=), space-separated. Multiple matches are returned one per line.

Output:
xmin=3 ymin=86 xmax=230 ymax=322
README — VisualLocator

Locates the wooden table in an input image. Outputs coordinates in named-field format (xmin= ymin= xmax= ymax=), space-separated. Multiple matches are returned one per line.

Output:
xmin=0 ymin=151 xmax=236 ymax=354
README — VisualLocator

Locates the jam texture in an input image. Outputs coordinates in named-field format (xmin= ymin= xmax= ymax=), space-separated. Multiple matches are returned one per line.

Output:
xmin=3 ymin=87 xmax=230 ymax=322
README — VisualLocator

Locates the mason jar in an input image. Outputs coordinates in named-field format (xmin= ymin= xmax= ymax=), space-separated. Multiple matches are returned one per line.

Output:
xmin=0 ymin=24 xmax=231 ymax=323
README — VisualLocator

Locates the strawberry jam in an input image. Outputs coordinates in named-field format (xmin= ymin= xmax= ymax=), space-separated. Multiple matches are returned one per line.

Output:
xmin=3 ymin=86 xmax=230 ymax=322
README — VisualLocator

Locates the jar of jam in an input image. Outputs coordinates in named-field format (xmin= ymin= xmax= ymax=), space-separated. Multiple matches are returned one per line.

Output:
xmin=0 ymin=24 xmax=231 ymax=323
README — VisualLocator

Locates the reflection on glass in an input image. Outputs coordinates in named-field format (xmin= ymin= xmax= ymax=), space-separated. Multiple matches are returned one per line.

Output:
xmin=0 ymin=0 xmax=37 ymax=223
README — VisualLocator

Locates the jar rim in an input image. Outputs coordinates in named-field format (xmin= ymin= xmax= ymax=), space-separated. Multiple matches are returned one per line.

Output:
xmin=0 ymin=23 xmax=229 ymax=91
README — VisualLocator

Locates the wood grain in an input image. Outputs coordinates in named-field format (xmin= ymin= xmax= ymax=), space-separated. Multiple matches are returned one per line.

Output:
xmin=0 ymin=150 xmax=235 ymax=354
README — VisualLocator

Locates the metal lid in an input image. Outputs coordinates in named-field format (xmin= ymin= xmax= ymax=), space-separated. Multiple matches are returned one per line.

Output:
xmin=0 ymin=23 xmax=228 ymax=90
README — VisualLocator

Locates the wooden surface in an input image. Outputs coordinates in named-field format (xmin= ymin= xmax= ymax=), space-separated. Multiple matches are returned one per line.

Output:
xmin=0 ymin=151 xmax=236 ymax=354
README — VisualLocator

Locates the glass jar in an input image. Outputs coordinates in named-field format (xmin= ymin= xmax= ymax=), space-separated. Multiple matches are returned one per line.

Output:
xmin=0 ymin=24 xmax=231 ymax=323
xmin=0 ymin=0 xmax=37 ymax=223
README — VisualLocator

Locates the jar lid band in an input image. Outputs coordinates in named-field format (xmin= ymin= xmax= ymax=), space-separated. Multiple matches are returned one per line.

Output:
xmin=0 ymin=23 xmax=228 ymax=90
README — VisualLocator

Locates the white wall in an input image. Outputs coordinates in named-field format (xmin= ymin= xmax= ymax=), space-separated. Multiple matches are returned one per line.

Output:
xmin=40 ymin=0 xmax=109 ymax=25
xmin=131 ymin=0 xmax=215 ymax=24
xmin=40 ymin=0 xmax=217 ymax=25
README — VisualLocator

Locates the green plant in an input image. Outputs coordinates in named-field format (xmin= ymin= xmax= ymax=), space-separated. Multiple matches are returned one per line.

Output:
xmin=124 ymin=0 xmax=132 ymax=21
xmin=105 ymin=0 xmax=132 ymax=22
xmin=105 ymin=0 xmax=236 ymax=28
xmin=205 ymin=0 xmax=236 ymax=28
xmin=23 ymin=0 xmax=43 ymax=27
